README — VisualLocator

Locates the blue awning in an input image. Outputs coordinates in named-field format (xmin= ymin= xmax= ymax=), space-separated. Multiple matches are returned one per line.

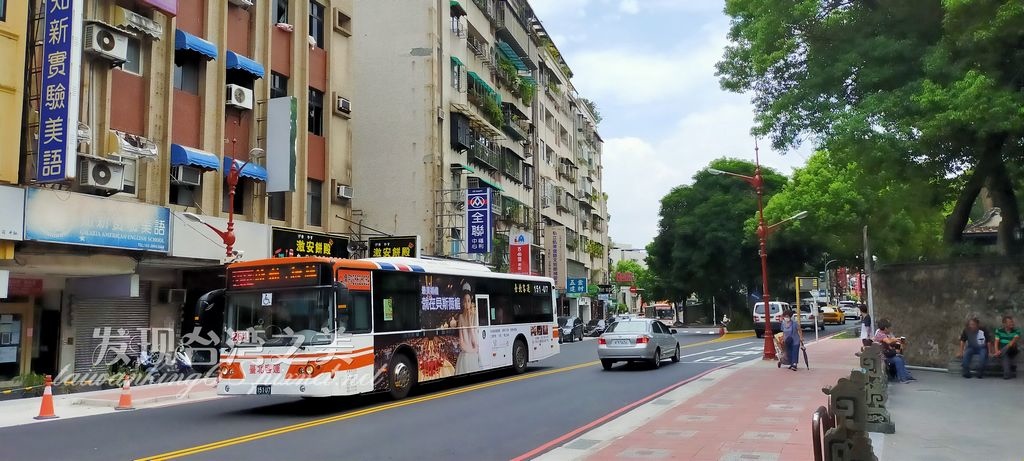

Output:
xmin=174 ymin=29 xmax=217 ymax=60
xmin=497 ymin=42 xmax=528 ymax=72
xmin=170 ymin=144 xmax=220 ymax=171
xmin=226 ymin=51 xmax=266 ymax=79
xmin=223 ymin=157 xmax=267 ymax=181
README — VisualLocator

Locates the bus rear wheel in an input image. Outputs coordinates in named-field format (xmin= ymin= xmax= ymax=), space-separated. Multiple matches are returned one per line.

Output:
xmin=511 ymin=339 xmax=528 ymax=374
xmin=388 ymin=353 xmax=415 ymax=400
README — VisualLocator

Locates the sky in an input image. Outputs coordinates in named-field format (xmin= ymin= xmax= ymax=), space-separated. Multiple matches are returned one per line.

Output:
xmin=529 ymin=0 xmax=812 ymax=248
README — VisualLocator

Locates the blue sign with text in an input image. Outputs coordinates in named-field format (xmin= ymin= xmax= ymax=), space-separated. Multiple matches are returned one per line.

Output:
xmin=466 ymin=188 xmax=492 ymax=254
xmin=24 ymin=188 xmax=171 ymax=252
xmin=567 ymin=277 xmax=587 ymax=294
xmin=37 ymin=0 xmax=83 ymax=183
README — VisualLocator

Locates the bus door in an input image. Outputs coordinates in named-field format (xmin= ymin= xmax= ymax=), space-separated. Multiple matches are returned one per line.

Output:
xmin=477 ymin=295 xmax=492 ymax=326
xmin=476 ymin=294 xmax=502 ymax=368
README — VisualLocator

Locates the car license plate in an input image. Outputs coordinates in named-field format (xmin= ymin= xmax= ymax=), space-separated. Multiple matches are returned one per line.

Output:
xmin=255 ymin=385 xmax=272 ymax=395
xmin=612 ymin=339 xmax=630 ymax=345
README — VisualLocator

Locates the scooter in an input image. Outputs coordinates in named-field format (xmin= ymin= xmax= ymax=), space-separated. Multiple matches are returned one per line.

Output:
xmin=139 ymin=346 xmax=195 ymax=380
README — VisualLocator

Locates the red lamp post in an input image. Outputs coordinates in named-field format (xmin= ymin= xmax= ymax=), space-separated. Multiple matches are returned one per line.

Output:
xmin=708 ymin=145 xmax=807 ymax=361
xmin=183 ymin=148 xmax=264 ymax=260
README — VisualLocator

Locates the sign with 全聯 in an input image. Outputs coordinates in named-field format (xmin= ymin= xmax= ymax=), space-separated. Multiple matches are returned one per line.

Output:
xmin=36 ymin=0 xmax=84 ymax=183
xmin=466 ymin=188 xmax=492 ymax=254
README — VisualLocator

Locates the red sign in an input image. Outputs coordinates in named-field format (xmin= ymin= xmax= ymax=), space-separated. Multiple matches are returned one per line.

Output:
xmin=9 ymin=278 xmax=43 ymax=297
xmin=509 ymin=244 xmax=531 ymax=275
xmin=629 ymin=286 xmax=638 ymax=294
xmin=615 ymin=272 xmax=635 ymax=283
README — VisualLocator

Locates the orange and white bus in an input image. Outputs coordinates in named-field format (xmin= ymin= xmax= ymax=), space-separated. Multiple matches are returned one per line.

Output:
xmin=207 ymin=256 xmax=558 ymax=399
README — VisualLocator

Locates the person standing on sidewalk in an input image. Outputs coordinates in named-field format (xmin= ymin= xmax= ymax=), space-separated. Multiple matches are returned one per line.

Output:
xmin=859 ymin=305 xmax=872 ymax=348
xmin=958 ymin=317 xmax=993 ymax=378
xmin=993 ymin=315 xmax=1020 ymax=379
xmin=781 ymin=309 xmax=801 ymax=371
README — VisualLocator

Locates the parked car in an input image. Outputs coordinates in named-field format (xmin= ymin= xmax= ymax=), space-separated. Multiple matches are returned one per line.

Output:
xmin=585 ymin=319 xmax=607 ymax=337
xmin=819 ymin=306 xmax=845 ymax=325
xmin=753 ymin=301 xmax=788 ymax=338
xmin=839 ymin=301 xmax=860 ymax=320
xmin=598 ymin=318 xmax=680 ymax=370
xmin=797 ymin=303 xmax=824 ymax=330
xmin=557 ymin=316 xmax=585 ymax=343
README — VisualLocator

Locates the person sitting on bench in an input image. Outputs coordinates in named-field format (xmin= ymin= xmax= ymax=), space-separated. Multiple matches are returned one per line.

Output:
xmin=873 ymin=318 xmax=915 ymax=383
xmin=993 ymin=315 xmax=1020 ymax=379
xmin=957 ymin=317 xmax=993 ymax=379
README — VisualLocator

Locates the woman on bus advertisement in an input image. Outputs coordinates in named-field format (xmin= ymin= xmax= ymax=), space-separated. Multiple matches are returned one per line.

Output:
xmin=454 ymin=280 xmax=482 ymax=374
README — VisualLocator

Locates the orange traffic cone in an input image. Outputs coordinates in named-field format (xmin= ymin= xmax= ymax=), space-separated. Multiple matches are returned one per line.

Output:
xmin=114 ymin=375 xmax=135 ymax=411
xmin=34 ymin=375 xmax=58 ymax=420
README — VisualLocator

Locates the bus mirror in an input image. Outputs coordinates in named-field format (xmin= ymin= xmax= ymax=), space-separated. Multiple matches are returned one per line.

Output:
xmin=196 ymin=289 xmax=225 ymax=315
xmin=334 ymin=283 xmax=352 ymax=306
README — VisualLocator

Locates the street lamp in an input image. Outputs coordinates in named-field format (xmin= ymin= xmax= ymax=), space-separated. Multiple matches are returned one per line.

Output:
xmin=707 ymin=149 xmax=808 ymax=361
xmin=823 ymin=258 xmax=838 ymax=304
xmin=186 ymin=148 xmax=265 ymax=259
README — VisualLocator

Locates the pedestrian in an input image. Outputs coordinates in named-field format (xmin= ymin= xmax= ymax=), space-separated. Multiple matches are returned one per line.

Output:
xmin=859 ymin=304 xmax=872 ymax=348
xmin=957 ymin=317 xmax=993 ymax=379
xmin=780 ymin=309 xmax=801 ymax=371
xmin=992 ymin=315 xmax=1020 ymax=379
xmin=873 ymin=319 xmax=915 ymax=383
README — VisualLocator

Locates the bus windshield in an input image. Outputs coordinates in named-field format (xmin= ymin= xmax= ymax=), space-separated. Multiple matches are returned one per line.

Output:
xmin=655 ymin=308 xmax=674 ymax=320
xmin=224 ymin=287 xmax=333 ymax=347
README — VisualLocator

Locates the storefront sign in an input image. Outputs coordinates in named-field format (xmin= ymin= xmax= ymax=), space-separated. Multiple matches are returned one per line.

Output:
xmin=544 ymin=226 xmax=566 ymax=290
xmin=0 ymin=186 xmax=25 ymax=241
xmin=368 ymin=235 xmax=420 ymax=258
xmin=170 ymin=212 xmax=270 ymax=261
xmin=509 ymin=232 xmax=531 ymax=274
xmin=614 ymin=272 xmax=635 ymax=283
xmin=25 ymin=188 xmax=170 ymax=252
xmin=36 ymin=0 xmax=84 ymax=183
xmin=138 ymin=0 xmax=177 ymax=16
xmin=8 ymin=278 xmax=43 ymax=297
xmin=567 ymin=277 xmax=587 ymax=295
xmin=272 ymin=227 xmax=348 ymax=258
xmin=466 ymin=188 xmax=492 ymax=254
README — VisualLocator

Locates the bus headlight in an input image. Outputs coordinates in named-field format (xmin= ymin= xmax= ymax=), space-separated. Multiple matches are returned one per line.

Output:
xmin=304 ymin=365 xmax=315 ymax=375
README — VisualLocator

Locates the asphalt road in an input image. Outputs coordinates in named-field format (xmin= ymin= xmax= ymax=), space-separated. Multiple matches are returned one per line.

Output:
xmin=0 ymin=323 xmax=851 ymax=461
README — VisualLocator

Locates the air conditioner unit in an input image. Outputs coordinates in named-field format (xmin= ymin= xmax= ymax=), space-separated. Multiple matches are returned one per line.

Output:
xmin=226 ymin=84 xmax=254 ymax=110
xmin=337 ymin=95 xmax=351 ymax=114
xmin=228 ymin=0 xmax=254 ymax=8
xmin=160 ymin=288 xmax=188 ymax=304
xmin=83 ymin=24 xmax=129 ymax=64
xmin=336 ymin=184 xmax=353 ymax=200
xmin=171 ymin=165 xmax=203 ymax=186
xmin=78 ymin=157 xmax=125 ymax=191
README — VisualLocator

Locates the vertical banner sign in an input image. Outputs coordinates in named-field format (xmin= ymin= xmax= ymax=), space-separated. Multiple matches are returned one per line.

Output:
xmin=544 ymin=225 xmax=567 ymax=290
xmin=265 ymin=97 xmax=297 ymax=192
xmin=466 ymin=188 xmax=492 ymax=254
xmin=37 ymin=0 xmax=84 ymax=183
xmin=509 ymin=231 xmax=531 ymax=274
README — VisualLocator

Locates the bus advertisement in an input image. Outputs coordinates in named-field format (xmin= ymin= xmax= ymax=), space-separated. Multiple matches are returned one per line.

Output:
xmin=204 ymin=257 xmax=558 ymax=400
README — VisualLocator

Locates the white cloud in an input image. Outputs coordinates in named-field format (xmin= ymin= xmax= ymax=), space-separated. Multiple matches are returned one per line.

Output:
xmin=619 ymin=0 xmax=640 ymax=14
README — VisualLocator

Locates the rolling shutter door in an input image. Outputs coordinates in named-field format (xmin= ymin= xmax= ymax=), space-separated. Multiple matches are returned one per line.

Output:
xmin=73 ymin=282 xmax=152 ymax=374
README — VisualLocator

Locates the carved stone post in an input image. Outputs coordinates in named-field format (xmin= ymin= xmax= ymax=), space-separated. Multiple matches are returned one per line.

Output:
xmin=821 ymin=371 xmax=878 ymax=461
xmin=857 ymin=345 xmax=895 ymax=433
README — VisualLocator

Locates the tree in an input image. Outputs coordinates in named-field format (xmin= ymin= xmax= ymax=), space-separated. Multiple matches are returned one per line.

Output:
xmin=717 ymin=0 xmax=1024 ymax=255
xmin=580 ymin=98 xmax=603 ymax=124
xmin=647 ymin=158 xmax=810 ymax=318
xmin=611 ymin=259 xmax=655 ymax=296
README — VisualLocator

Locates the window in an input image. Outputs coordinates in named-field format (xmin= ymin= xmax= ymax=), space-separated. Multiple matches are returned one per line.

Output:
xmin=268 ymin=191 xmax=286 ymax=220
xmin=523 ymin=164 xmax=534 ymax=189
xmin=339 ymin=292 xmax=372 ymax=334
xmin=170 ymin=182 xmax=198 ymax=206
xmin=222 ymin=178 xmax=246 ymax=214
xmin=309 ymin=1 xmax=325 ymax=49
xmin=270 ymin=72 xmax=288 ymax=98
xmin=306 ymin=179 xmax=322 ymax=226
xmin=120 ymin=157 xmax=138 ymax=195
xmin=451 ymin=60 xmax=462 ymax=91
xmin=274 ymin=0 xmax=289 ymax=24
xmin=372 ymin=272 xmax=420 ymax=332
xmin=173 ymin=53 xmax=201 ymax=94
xmin=1 ymin=0 xmax=7 ymax=22
xmin=308 ymin=87 xmax=324 ymax=135
xmin=121 ymin=37 xmax=143 ymax=75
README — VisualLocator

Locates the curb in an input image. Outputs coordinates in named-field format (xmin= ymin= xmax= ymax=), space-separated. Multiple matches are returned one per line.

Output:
xmin=74 ymin=390 xmax=220 ymax=408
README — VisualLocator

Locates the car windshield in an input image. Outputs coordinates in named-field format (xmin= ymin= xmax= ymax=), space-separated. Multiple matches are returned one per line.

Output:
xmin=606 ymin=321 xmax=649 ymax=333
xmin=224 ymin=288 xmax=333 ymax=347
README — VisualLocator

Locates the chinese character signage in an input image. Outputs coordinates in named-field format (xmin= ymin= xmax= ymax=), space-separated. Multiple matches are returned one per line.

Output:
xmin=368 ymin=235 xmax=420 ymax=258
xmin=466 ymin=188 xmax=492 ymax=254
xmin=272 ymin=227 xmax=348 ymax=258
xmin=509 ymin=231 xmax=531 ymax=274
xmin=566 ymin=277 xmax=587 ymax=296
xmin=36 ymin=0 xmax=84 ymax=183
xmin=24 ymin=188 xmax=170 ymax=252
xmin=544 ymin=225 xmax=566 ymax=290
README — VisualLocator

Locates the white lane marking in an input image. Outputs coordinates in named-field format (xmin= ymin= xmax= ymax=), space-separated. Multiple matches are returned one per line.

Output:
xmin=679 ymin=341 xmax=759 ymax=358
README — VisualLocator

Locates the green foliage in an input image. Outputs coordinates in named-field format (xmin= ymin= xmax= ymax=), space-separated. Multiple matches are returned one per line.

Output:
xmin=717 ymin=0 xmax=1024 ymax=254
xmin=519 ymin=79 xmax=536 ymax=106
xmin=586 ymin=240 xmax=605 ymax=258
xmin=481 ymin=94 xmax=504 ymax=127
xmin=579 ymin=97 xmax=603 ymax=124
xmin=497 ymin=56 xmax=519 ymax=87
xmin=546 ymin=81 xmax=562 ymax=96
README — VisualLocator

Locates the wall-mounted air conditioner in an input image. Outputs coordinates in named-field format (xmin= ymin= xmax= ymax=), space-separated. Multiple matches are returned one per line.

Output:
xmin=228 ymin=0 xmax=254 ymax=8
xmin=171 ymin=165 xmax=202 ymax=186
xmin=226 ymin=84 xmax=254 ymax=110
xmin=78 ymin=156 xmax=126 ymax=191
xmin=83 ymin=23 xmax=129 ymax=64
xmin=336 ymin=184 xmax=353 ymax=200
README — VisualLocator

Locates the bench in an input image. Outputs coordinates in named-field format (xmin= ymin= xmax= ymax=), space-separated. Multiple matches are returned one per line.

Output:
xmin=947 ymin=354 xmax=1018 ymax=378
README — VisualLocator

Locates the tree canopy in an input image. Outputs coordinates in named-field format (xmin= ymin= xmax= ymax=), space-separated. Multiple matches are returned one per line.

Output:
xmin=717 ymin=0 xmax=1024 ymax=255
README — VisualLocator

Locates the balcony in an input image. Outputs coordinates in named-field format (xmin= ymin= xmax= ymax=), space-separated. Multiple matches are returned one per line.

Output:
xmin=472 ymin=0 xmax=496 ymax=23
xmin=501 ymin=150 xmax=523 ymax=183
xmin=467 ymin=72 xmax=504 ymax=129
xmin=494 ymin=2 xmax=533 ymax=66
xmin=502 ymin=102 xmax=529 ymax=141
xmin=469 ymin=142 xmax=501 ymax=171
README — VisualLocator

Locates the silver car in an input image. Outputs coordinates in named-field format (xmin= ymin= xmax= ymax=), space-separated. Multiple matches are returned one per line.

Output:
xmin=598 ymin=318 xmax=680 ymax=370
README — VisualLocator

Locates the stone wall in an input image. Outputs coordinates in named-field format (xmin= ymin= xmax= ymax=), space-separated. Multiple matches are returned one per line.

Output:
xmin=872 ymin=258 xmax=1024 ymax=368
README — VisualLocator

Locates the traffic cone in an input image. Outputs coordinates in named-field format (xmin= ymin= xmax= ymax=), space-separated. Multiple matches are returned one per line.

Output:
xmin=114 ymin=375 xmax=135 ymax=411
xmin=34 ymin=375 xmax=58 ymax=420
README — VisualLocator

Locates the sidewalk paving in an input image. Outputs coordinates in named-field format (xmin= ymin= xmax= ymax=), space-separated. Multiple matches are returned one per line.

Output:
xmin=533 ymin=337 xmax=861 ymax=461
xmin=0 ymin=379 xmax=220 ymax=429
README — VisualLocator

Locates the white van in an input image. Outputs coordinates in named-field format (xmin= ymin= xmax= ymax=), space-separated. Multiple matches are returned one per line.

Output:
xmin=753 ymin=301 xmax=789 ymax=338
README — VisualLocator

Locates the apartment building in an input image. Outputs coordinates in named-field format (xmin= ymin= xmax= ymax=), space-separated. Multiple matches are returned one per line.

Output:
xmin=352 ymin=0 xmax=610 ymax=321
xmin=0 ymin=0 xmax=354 ymax=380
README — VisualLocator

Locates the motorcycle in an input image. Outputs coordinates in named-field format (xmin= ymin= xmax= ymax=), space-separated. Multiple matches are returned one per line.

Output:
xmin=139 ymin=345 xmax=195 ymax=381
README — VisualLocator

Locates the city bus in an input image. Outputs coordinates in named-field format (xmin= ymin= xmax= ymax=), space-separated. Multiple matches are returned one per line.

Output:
xmin=647 ymin=302 xmax=676 ymax=327
xmin=201 ymin=256 xmax=558 ymax=400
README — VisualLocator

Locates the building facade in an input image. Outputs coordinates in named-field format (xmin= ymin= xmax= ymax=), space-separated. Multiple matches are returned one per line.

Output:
xmin=0 ymin=0 xmax=354 ymax=382
xmin=352 ymin=0 xmax=610 ymax=321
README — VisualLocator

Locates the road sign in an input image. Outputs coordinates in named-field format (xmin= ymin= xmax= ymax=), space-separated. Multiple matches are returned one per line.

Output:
xmin=566 ymin=277 xmax=587 ymax=295
xmin=797 ymin=277 xmax=818 ymax=290
xmin=629 ymin=286 xmax=637 ymax=294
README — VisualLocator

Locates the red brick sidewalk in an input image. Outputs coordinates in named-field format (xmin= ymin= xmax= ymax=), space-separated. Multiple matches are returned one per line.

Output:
xmin=532 ymin=337 xmax=862 ymax=461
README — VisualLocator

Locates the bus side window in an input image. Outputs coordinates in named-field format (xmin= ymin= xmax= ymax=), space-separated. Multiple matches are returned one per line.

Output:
xmin=344 ymin=292 xmax=372 ymax=333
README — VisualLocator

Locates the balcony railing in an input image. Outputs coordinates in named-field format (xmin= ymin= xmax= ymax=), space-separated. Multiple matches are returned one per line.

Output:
xmin=469 ymin=143 xmax=500 ymax=170
xmin=502 ymin=111 xmax=528 ymax=141
xmin=502 ymin=154 xmax=523 ymax=183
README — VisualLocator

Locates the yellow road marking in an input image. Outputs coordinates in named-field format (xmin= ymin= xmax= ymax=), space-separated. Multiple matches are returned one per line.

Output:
xmin=711 ymin=332 xmax=755 ymax=343
xmin=137 ymin=335 xmax=743 ymax=460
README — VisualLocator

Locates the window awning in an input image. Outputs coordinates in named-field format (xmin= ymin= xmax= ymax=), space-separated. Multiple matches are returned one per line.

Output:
xmin=450 ymin=1 xmax=467 ymax=16
xmin=497 ymin=42 xmax=528 ymax=72
xmin=472 ymin=175 xmax=504 ymax=192
xmin=450 ymin=162 xmax=475 ymax=174
xmin=467 ymin=71 xmax=497 ymax=97
xmin=170 ymin=144 xmax=220 ymax=171
xmin=450 ymin=56 xmax=464 ymax=67
xmin=520 ymin=75 xmax=537 ymax=85
xmin=223 ymin=156 xmax=268 ymax=181
xmin=175 ymin=29 xmax=217 ymax=60
xmin=226 ymin=51 xmax=266 ymax=79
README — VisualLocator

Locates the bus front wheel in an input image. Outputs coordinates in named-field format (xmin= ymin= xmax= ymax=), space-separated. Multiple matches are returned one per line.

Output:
xmin=511 ymin=339 xmax=528 ymax=374
xmin=388 ymin=353 xmax=415 ymax=400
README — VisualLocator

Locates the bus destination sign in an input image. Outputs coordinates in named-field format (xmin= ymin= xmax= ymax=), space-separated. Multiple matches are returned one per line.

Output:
xmin=228 ymin=263 xmax=323 ymax=289
xmin=512 ymin=282 xmax=552 ymax=297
